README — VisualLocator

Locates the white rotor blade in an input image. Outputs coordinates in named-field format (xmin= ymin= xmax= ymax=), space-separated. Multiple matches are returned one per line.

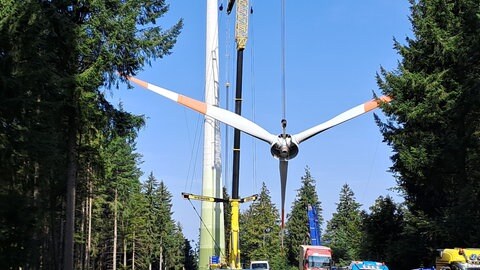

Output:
xmin=279 ymin=159 xmax=288 ymax=228
xmin=293 ymin=96 xmax=391 ymax=144
xmin=126 ymin=76 xmax=277 ymax=144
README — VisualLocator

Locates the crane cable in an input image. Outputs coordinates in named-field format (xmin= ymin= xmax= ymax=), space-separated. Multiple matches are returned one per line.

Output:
xmin=220 ymin=0 xmax=232 ymax=191
xmin=184 ymin=117 xmax=202 ymax=192
xmin=186 ymin=198 xmax=226 ymax=258
xmin=249 ymin=1 xmax=258 ymax=192
xmin=281 ymin=0 xmax=287 ymax=129
xmin=280 ymin=0 xmax=287 ymax=249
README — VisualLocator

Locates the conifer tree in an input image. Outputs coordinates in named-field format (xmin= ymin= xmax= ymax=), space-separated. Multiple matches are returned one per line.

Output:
xmin=223 ymin=186 xmax=232 ymax=261
xmin=284 ymin=167 xmax=323 ymax=267
xmin=239 ymin=182 xmax=282 ymax=266
xmin=157 ymin=180 xmax=179 ymax=269
xmin=142 ymin=172 xmax=161 ymax=268
xmin=101 ymin=134 xmax=143 ymax=269
xmin=183 ymin=237 xmax=198 ymax=270
xmin=393 ymin=208 xmax=438 ymax=269
xmin=376 ymin=0 xmax=480 ymax=247
xmin=323 ymin=184 xmax=361 ymax=265
xmin=137 ymin=174 xmax=191 ymax=269
xmin=123 ymin=187 xmax=151 ymax=269
xmin=360 ymin=196 xmax=403 ymax=267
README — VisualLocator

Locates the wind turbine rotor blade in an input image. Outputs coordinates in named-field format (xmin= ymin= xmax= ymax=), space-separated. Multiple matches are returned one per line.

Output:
xmin=126 ymin=76 xmax=277 ymax=144
xmin=279 ymin=159 xmax=288 ymax=228
xmin=293 ymin=96 xmax=392 ymax=143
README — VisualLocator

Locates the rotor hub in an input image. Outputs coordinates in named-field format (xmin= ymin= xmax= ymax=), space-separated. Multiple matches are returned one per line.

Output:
xmin=270 ymin=134 xmax=299 ymax=160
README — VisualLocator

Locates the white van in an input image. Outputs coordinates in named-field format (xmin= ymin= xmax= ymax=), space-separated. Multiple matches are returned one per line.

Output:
xmin=250 ymin=260 xmax=270 ymax=270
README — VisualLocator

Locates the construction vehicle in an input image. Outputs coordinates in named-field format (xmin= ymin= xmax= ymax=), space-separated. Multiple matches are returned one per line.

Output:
xmin=307 ymin=204 xmax=322 ymax=246
xmin=348 ymin=261 xmax=388 ymax=270
xmin=299 ymin=245 xmax=333 ymax=270
xmin=299 ymin=205 xmax=333 ymax=270
xmin=435 ymin=248 xmax=480 ymax=270
xmin=225 ymin=0 xmax=251 ymax=268
xmin=182 ymin=192 xmax=257 ymax=269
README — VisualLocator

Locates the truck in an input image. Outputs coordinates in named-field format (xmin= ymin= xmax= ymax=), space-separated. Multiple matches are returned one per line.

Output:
xmin=299 ymin=245 xmax=333 ymax=270
xmin=250 ymin=260 xmax=270 ymax=269
xmin=435 ymin=248 xmax=480 ymax=270
xmin=348 ymin=261 xmax=388 ymax=270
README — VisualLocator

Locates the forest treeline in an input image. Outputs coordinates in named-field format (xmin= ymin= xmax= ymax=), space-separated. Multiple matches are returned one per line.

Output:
xmin=1 ymin=0 xmax=479 ymax=270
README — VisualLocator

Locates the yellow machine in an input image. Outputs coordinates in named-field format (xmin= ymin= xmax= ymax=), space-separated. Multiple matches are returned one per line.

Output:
xmin=182 ymin=192 xmax=257 ymax=269
xmin=436 ymin=248 xmax=480 ymax=270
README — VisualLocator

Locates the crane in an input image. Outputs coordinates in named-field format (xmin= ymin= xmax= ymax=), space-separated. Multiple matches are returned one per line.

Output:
xmin=307 ymin=204 xmax=321 ymax=246
xmin=225 ymin=0 xmax=251 ymax=268
xmin=182 ymin=192 xmax=257 ymax=269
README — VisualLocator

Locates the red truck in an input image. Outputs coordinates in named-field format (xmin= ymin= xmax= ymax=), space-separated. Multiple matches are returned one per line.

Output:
xmin=299 ymin=245 xmax=333 ymax=270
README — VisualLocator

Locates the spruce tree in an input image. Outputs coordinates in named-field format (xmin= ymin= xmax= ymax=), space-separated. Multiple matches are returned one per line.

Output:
xmin=284 ymin=167 xmax=323 ymax=267
xmin=100 ymin=132 xmax=144 ymax=268
xmin=183 ymin=237 xmax=198 ymax=270
xmin=123 ymin=187 xmax=151 ymax=269
xmin=223 ymin=186 xmax=232 ymax=261
xmin=239 ymin=182 xmax=282 ymax=267
xmin=393 ymin=208 xmax=438 ymax=270
xmin=323 ymin=184 xmax=361 ymax=265
xmin=360 ymin=196 xmax=403 ymax=268
xmin=376 ymin=0 xmax=480 ymax=247
xmin=157 ymin=180 xmax=179 ymax=269
xmin=142 ymin=172 xmax=161 ymax=268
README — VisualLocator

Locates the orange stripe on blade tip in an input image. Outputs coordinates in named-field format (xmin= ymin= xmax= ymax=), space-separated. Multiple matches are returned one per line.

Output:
xmin=364 ymin=96 xmax=392 ymax=112
xmin=127 ymin=76 xmax=149 ymax=89
xmin=178 ymin=95 xmax=207 ymax=114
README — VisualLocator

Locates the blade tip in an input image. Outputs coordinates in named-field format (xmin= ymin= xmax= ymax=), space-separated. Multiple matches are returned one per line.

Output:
xmin=364 ymin=96 xmax=392 ymax=112
xmin=127 ymin=76 xmax=149 ymax=89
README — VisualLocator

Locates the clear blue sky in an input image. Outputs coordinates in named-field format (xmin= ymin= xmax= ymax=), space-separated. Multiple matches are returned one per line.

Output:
xmin=109 ymin=1 xmax=412 ymax=242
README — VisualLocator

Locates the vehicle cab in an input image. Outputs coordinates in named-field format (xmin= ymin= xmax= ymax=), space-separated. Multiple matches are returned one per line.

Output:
xmin=250 ymin=260 xmax=270 ymax=270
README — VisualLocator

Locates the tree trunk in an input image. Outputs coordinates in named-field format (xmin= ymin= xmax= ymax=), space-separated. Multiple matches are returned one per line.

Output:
xmin=113 ymin=189 xmax=118 ymax=270
xmin=33 ymin=161 xmax=40 ymax=268
xmin=86 ymin=177 xmax=92 ymax=269
xmin=132 ymin=231 xmax=135 ymax=270
xmin=123 ymin=237 xmax=127 ymax=268
xmin=80 ymin=198 xmax=86 ymax=269
xmin=160 ymin=245 xmax=163 ymax=270
xmin=63 ymin=111 xmax=78 ymax=270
